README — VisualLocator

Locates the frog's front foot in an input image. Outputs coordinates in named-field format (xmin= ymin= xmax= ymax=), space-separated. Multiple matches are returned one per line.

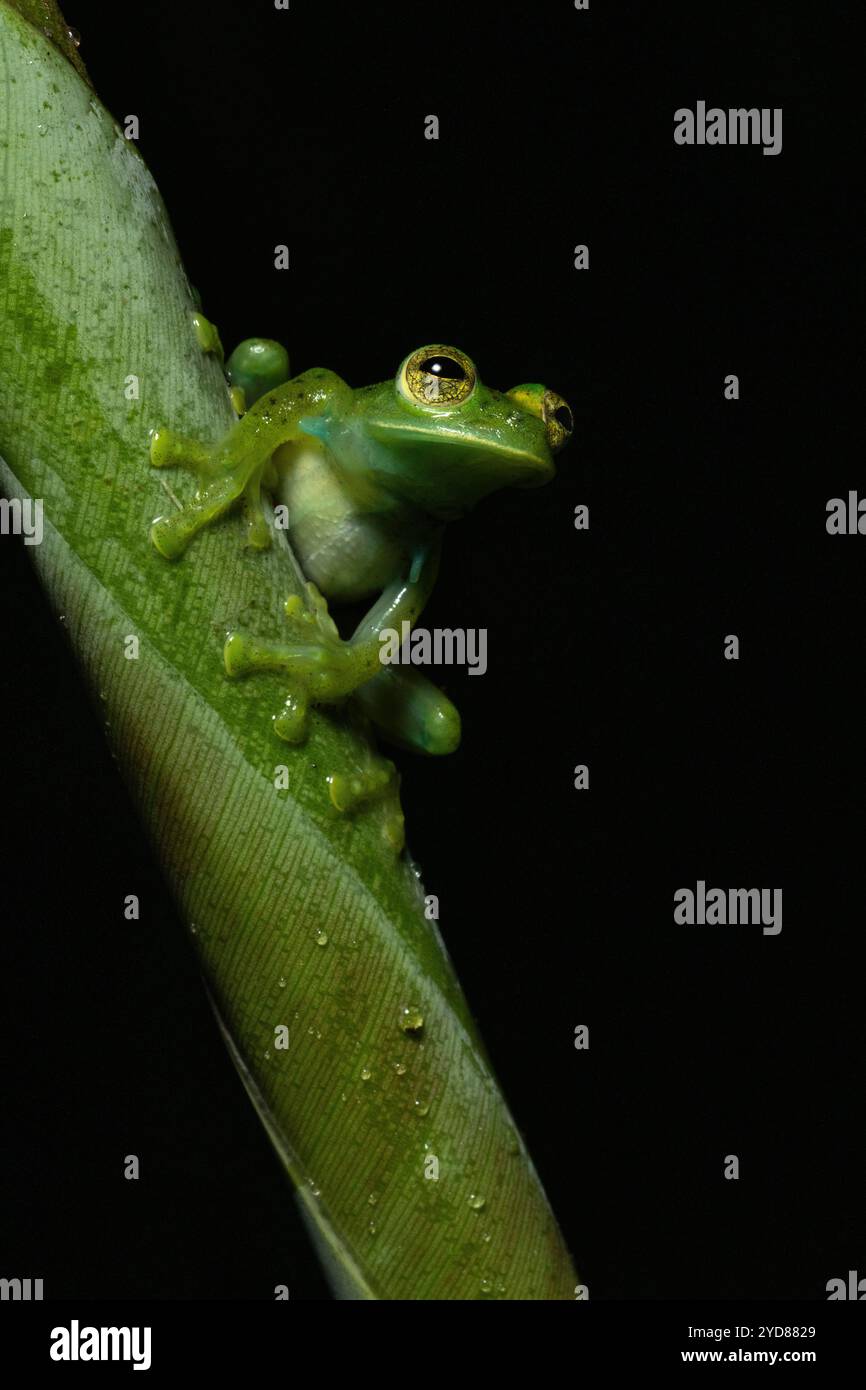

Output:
xmin=149 ymin=425 xmax=275 ymax=559
xmin=224 ymin=583 xmax=368 ymax=742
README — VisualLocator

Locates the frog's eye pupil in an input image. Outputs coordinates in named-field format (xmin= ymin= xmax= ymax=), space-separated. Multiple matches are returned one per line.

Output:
xmin=419 ymin=355 xmax=466 ymax=380
xmin=401 ymin=346 xmax=475 ymax=405
xmin=554 ymin=405 xmax=573 ymax=433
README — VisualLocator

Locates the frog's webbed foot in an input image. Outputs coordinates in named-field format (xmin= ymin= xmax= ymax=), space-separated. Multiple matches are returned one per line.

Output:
xmin=149 ymin=424 xmax=272 ymax=559
xmin=329 ymin=754 xmax=405 ymax=850
xmin=225 ymin=584 xmax=405 ymax=843
xmin=224 ymin=583 xmax=368 ymax=741
xmin=326 ymin=696 xmax=404 ymax=846
xmin=323 ymin=729 xmax=403 ymax=846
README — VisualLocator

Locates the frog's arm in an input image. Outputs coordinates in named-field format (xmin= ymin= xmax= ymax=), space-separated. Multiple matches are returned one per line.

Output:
xmin=223 ymin=535 xmax=443 ymax=744
xmin=149 ymin=368 xmax=351 ymax=559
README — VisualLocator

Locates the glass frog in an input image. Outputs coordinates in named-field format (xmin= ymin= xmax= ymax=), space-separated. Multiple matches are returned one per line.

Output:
xmin=149 ymin=337 xmax=572 ymax=817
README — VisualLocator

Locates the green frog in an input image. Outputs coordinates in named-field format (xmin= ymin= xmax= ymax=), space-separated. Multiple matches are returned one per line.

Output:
xmin=149 ymin=336 xmax=572 ymax=814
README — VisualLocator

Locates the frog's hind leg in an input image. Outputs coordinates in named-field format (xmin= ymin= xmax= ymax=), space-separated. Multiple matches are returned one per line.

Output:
xmin=325 ymin=667 xmax=460 ymax=846
xmin=352 ymin=665 xmax=462 ymax=757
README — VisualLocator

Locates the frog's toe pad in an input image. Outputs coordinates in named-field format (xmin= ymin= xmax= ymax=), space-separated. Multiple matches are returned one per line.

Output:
xmin=384 ymin=807 xmax=405 ymax=853
xmin=224 ymin=631 xmax=255 ymax=677
xmin=150 ymin=428 xmax=209 ymax=472
xmin=328 ymin=760 xmax=396 ymax=813
xmin=273 ymin=689 xmax=310 ymax=743
xmin=150 ymin=513 xmax=189 ymax=561
xmin=149 ymin=429 xmax=176 ymax=469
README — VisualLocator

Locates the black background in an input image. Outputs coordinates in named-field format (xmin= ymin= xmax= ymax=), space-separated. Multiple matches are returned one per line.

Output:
xmin=1 ymin=1 xmax=863 ymax=1301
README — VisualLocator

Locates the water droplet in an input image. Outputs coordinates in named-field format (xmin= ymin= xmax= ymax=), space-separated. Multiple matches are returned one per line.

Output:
xmin=398 ymin=1006 xmax=424 ymax=1034
xmin=496 ymin=1281 xmax=507 ymax=1294
xmin=315 ymin=930 xmax=328 ymax=947
xmin=481 ymin=1232 xmax=492 ymax=1243
xmin=394 ymin=1062 xmax=407 ymax=1076
xmin=368 ymin=1221 xmax=377 ymax=1235
xmin=67 ymin=27 xmax=81 ymax=47
xmin=263 ymin=1050 xmax=271 ymax=1060
xmin=479 ymin=1278 xmax=492 ymax=1295
xmin=468 ymin=1193 xmax=486 ymax=1211
xmin=367 ymin=1193 xmax=378 ymax=1206
xmin=413 ymin=1099 xmax=430 ymax=1116
xmin=360 ymin=1067 xmax=372 ymax=1082
xmin=278 ymin=976 xmax=287 ymax=989
xmin=189 ymin=923 xmax=198 ymax=935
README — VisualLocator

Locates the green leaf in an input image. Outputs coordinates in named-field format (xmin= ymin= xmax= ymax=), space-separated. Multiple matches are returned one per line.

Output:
xmin=0 ymin=4 xmax=577 ymax=1298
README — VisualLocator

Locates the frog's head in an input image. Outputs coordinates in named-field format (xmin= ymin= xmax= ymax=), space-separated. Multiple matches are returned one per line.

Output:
xmin=321 ymin=344 xmax=573 ymax=521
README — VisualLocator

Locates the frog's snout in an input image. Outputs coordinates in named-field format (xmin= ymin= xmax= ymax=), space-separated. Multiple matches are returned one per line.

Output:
xmin=507 ymin=383 xmax=574 ymax=455
xmin=542 ymin=390 xmax=574 ymax=454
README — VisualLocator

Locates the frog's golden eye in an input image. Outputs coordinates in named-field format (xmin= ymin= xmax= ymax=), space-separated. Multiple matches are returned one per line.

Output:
xmin=399 ymin=345 xmax=476 ymax=407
